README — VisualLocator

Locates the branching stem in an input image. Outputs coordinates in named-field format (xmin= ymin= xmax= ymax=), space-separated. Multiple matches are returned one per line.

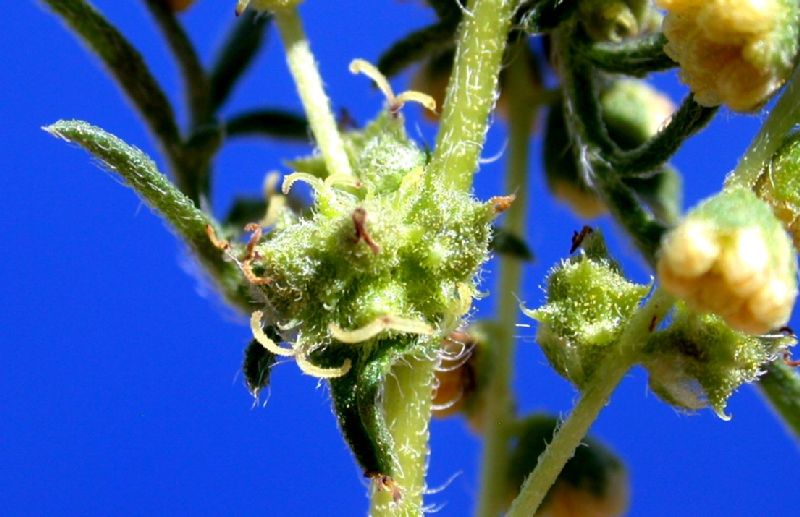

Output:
xmin=506 ymin=288 xmax=674 ymax=517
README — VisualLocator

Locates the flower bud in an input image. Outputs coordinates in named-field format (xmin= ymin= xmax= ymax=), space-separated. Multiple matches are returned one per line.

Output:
xmin=657 ymin=0 xmax=800 ymax=111
xmin=523 ymin=231 xmax=650 ymax=389
xmin=755 ymin=132 xmax=800 ymax=249
xmin=657 ymin=187 xmax=797 ymax=335
xmin=643 ymin=302 xmax=795 ymax=418
xmin=579 ymin=0 xmax=651 ymax=42
xmin=507 ymin=415 xmax=629 ymax=517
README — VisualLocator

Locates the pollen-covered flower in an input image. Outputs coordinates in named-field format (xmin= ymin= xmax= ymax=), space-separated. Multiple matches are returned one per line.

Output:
xmin=657 ymin=0 xmax=800 ymax=111
xmin=657 ymin=187 xmax=797 ymax=334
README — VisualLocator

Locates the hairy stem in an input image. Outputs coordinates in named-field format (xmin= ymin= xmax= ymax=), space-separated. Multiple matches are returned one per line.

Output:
xmin=507 ymin=289 xmax=674 ymax=516
xmin=273 ymin=8 xmax=353 ymax=179
xmin=427 ymin=0 xmax=518 ymax=191
xmin=729 ymin=63 xmax=800 ymax=189
xmin=757 ymin=361 xmax=800 ymax=439
xmin=369 ymin=356 xmax=435 ymax=516
xmin=476 ymin=42 xmax=536 ymax=517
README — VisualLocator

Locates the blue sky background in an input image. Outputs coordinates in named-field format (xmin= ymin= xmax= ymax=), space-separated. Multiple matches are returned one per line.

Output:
xmin=2 ymin=1 xmax=798 ymax=515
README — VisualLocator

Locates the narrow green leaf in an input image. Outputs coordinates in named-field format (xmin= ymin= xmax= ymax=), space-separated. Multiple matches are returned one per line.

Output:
xmin=209 ymin=11 xmax=271 ymax=110
xmin=143 ymin=0 xmax=209 ymax=125
xmin=44 ymin=120 xmax=250 ymax=309
xmin=377 ymin=22 xmax=457 ymax=79
xmin=225 ymin=109 xmax=309 ymax=140
xmin=43 ymin=0 xmax=181 ymax=157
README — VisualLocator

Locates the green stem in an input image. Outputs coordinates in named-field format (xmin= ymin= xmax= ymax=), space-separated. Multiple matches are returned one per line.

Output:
xmin=476 ymin=41 xmax=536 ymax=517
xmin=369 ymin=356 xmax=436 ymax=516
xmin=427 ymin=0 xmax=518 ymax=191
xmin=273 ymin=8 xmax=353 ymax=179
xmin=579 ymin=32 xmax=675 ymax=76
xmin=757 ymin=361 xmax=800 ymax=439
xmin=506 ymin=289 xmax=674 ymax=517
xmin=729 ymin=63 xmax=800 ymax=189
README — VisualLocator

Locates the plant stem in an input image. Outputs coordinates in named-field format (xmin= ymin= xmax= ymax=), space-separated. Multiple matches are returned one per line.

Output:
xmin=369 ymin=356 xmax=436 ymax=516
xmin=427 ymin=0 xmax=518 ymax=191
xmin=273 ymin=8 xmax=353 ymax=179
xmin=476 ymin=42 xmax=536 ymax=517
xmin=506 ymin=288 xmax=674 ymax=517
xmin=757 ymin=361 xmax=800 ymax=439
xmin=729 ymin=63 xmax=800 ymax=189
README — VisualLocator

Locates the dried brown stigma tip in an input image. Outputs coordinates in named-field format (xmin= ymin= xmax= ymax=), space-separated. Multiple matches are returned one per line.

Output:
xmin=368 ymin=473 xmax=402 ymax=503
xmin=241 ymin=223 xmax=271 ymax=285
xmin=490 ymin=194 xmax=516 ymax=214
xmin=206 ymin=224 xmax=230 ymax=251
xmin=783 ymin=351 xmax=800 ymax=368
xmin=352 ymin=208 xmax=380 ymax=254
xmin=570 ymin=225 xmax=594 ymax=254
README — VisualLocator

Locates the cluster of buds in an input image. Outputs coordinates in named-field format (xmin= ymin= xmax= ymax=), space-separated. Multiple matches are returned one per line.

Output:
xmin=657 ymin=0 xmax=800 ymax=111
xmin=643 ymin=303 xmax=796 ymax=418
xmin=657 ymin=187 xmax=797 ymax=335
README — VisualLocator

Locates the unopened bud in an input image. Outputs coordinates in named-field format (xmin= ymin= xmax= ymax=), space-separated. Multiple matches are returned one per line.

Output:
xmin=657 ymin=0 xmax=800 ymax=111
xmin=657 ymin=187 xmax=797 ymax=335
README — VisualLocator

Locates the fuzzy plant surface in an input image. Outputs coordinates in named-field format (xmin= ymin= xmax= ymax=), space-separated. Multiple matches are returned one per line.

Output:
xmin=32 ymin=0 xmax=800 ymax=516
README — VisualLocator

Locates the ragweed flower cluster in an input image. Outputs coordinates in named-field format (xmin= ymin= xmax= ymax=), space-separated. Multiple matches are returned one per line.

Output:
xmin=658 ymin=0 xmax=800 ymax=111
xmin=657 ymin=187 xmax=797 ymax=335
xmin=210 ymin=62 xmax=502 ymax=485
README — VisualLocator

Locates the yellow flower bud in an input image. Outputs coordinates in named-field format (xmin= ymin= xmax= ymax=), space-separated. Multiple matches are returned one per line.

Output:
xmin=657 ymin=0 xmax=800 ymax=111
xmin=657 ymin=187 xmax=797 ymax=334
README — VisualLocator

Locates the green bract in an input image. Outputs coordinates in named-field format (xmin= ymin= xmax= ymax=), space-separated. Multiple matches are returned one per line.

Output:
xmin=643 ymin=303 xmax=796 ymax=419
xmin=523 ymin=233 xmax=649 ymax=389
xmin=756 ymin=132 xmax=800 ymax=249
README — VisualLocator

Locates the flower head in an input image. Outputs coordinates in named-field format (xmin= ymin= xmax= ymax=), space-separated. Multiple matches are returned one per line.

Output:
xmin=658 ymin=0 xmax=800 ymax=111
xmin=657 ymin=187 xmax=797 ymax=334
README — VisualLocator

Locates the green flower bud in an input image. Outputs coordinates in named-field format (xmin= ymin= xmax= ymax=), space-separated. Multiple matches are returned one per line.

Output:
xmin=544 ymin=81 xmax=679 ymax=221
xmin=643 ymin=302 xmax=796 ymax=418
xmin=523 ymin=231 xmax=650 ymax=388
xmin=579 ymin=0 xmax=651 ymax=42
xmin=236 ymin=0 xmax=303 ymax=15
xmin=657 ymin=0 xmax=800 ymax=111
xmin=755 ymin=132 xmax=800 ymax=249
xmin=507 ymin=415 xmax=629 ymax=517
xmin=657 ymin=187 xmax=798 ymax=335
